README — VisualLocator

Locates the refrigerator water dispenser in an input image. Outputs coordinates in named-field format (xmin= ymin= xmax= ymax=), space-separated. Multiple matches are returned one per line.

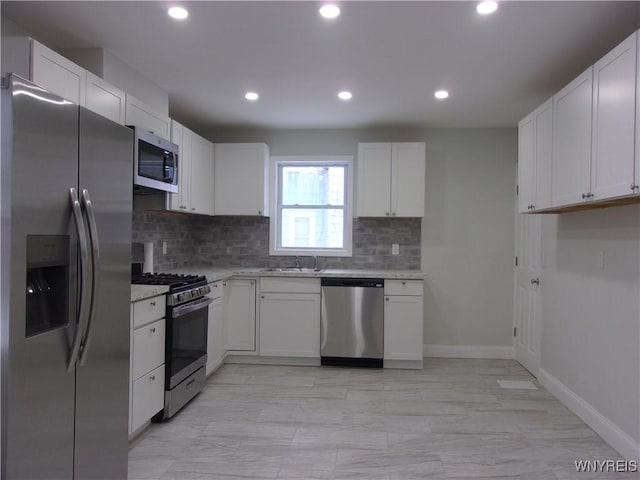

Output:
xmin=26 ymin=235 xmax=70 ymax=337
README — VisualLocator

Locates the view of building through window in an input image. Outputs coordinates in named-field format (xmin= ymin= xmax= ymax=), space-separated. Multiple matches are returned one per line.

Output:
xmin=279 ymin=164 xmax=345 ymax=249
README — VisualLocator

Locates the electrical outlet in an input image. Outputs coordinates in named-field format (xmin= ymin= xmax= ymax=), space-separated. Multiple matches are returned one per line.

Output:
xmin=392 ymin=244 xmax=399 ymax=255
xmin=162 ymin=241 xmax=168 ymax=255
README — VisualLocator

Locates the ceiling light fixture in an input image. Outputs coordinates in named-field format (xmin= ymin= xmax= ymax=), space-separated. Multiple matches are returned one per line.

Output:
xmin=434 ymin=90 xmax=449 ymax=100
xmin=338 ymin=91 xmax=352 ymax=100
xmin=168 ymin=6 xmax=189 ymax=20
xmin=476 ymin=1 xmax=498 ymax=15
xmin=245 ymin=92 xmax=259 ymax=101
xmin=319 ymin=4 xmax=341 ymax=19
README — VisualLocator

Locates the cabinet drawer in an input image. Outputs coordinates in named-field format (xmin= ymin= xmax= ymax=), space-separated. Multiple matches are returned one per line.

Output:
xmin=384 ymin=280 xmax=423 ymax=296
xmin=132 ymin=295 xmax=165 ymax=328
xmin=208 ymin=280 xmax=225 ymax=300
xmin=131 ymin=365 xmax=164 ymax=433
xmin=260 ymin=277 xmax=320 ymax=294
xmin=132 ymin=319 xmax=165 ymax=380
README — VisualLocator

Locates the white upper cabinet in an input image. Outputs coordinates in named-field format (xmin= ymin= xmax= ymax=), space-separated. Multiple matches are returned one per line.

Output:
xmin=166 ymin=121 xmax=214 ymax=216
xmin=356 ymin=142 xmax=425 ymax=217
xmin=125 ymin=93 xmax=171 ymax=140
xmin=167 ymin=121 xmax=191 ymax=212
xmin=591 ymin=31 xmax=638 ymax=200
xmin=518 ymin=112 xmax=535 ymax=213
xmin=85 ymin=71 xmax=126 ymax=125
xmin=356 ymin=143 xmax=392 ymax=217
xmin=190 ymin=131 xmax=215 ymax=215
xmin=31 ymin=40 xmax=86 ymax=106
xmin=552 ymin=67 xmax=593 ymax=207
xmin=518 ymin=99 xmax=553 ymax=213
xmin=214 ymin=143 xmax=270 ymax=216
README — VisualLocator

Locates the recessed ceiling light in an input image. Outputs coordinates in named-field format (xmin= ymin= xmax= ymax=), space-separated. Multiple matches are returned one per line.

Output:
xmin=434 ymin=90 xmax=449 ymax=100
xmin=476 ymin=1 xmax=498 ymax=15
xmin=338 ymin=91 xmax=352 ymax=101
xmin=168 ymin=6 xmax=189 ymax=20
xmin=319 ymin=4 xmax=341 ymax=19
xmin=245 ymin=92 xmax=259 ymax=101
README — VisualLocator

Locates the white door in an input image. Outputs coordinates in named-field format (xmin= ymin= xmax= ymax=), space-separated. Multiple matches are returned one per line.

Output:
xmin=383 ymin=295 xmax=423 ymax=361
xmin=514 ymin=208 xmax=542 ymax=377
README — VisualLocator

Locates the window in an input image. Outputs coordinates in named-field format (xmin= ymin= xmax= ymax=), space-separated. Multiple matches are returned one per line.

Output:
xmin=270 ymin=156 xmax=353 ymax=257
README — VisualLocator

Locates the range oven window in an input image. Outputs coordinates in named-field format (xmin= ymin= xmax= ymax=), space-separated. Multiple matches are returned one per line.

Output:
xmin=169 ymin=305 xmax=207 ymax=382
xmin=138 ymin=140 xmax=176 ymax=184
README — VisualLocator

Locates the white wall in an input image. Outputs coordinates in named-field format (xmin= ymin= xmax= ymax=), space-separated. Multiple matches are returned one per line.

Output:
xmin=421 ymin=129 xmax=517 ymax=355
xmin=207 ymin=127 xmax=518 ymax=353
xmin=539 ymin=205 xmax=640 ymax=458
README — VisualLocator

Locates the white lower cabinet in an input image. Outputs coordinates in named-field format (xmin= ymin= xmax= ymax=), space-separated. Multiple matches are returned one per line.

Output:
xmin=129 ymin=294 xmax=166 ymax=435
xmin=383 ymin=280 xmax=424 ymax=368
xmin=131 ymin=365 xmax=165 ymax=434
xmin=259 ymin=278 xmax=321 ymax=358
xmin=225 ymin=278 xmax=257 ymax=352
xmin=206 ymin=281 xmax=227 ymax=374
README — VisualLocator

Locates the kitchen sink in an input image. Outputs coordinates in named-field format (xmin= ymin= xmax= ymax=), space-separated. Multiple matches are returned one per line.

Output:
xmin=260 ymin=267 xmax=323 ymax=273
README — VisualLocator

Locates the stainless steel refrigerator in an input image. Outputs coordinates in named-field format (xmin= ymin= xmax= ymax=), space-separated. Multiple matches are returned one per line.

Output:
xmin=1 ymin=74 xmax=132 ymax=479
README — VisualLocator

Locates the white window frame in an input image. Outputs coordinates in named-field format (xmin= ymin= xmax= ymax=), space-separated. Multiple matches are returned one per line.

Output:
xmin=269 ymin=155 xmax=353 ymax=257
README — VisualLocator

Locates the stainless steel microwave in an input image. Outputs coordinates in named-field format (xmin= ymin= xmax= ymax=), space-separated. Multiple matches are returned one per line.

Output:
xmin=130 ymin=126 xmax=179 ymax=193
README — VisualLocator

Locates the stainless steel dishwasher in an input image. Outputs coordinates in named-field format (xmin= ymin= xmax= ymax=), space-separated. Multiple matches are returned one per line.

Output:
xmin=320 ymin=278 xmax=384 ymax=367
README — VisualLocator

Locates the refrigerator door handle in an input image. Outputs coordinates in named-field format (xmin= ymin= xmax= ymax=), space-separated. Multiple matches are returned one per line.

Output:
xmin=68 ymin=187 xmax=91 ymax=372
xmin=79 ymin=188 xmax=100 ymax=366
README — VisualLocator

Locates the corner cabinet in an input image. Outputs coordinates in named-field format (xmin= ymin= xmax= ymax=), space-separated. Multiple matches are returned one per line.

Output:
xmin=383 ymin=280 xmax=424 ymax=369
xmin=166 ymin=121 xmax=215 ymax=216
xmin=214 ymin=143 xmax=270 ymax=216
xmin=129 ymin=294 xmax=166 ymax=436
xmin=356 ymin=142 xmax=425 ymax=217
xmin=225 ymin=278 xmax=257 ymax=352
xmin=258 ymin=278 xmax=321 ymax=359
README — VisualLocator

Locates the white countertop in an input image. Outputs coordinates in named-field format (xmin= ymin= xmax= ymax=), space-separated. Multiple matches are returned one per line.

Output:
xmin=165 ymin=267 xmax=425 ymax=283
xmin=131 ymin=284 xmax=170 ymax=302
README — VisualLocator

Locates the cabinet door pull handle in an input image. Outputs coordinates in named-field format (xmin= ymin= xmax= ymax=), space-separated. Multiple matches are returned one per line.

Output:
xmin=402 ymin=281 xmax=406 ymax=285
xmin=149 ymin=375 xmax=155 ymax=381
xmin=392 ymin=212 xmax=396 ymax=216
xmin=385 ymin=297 xmax=389 ymax=301
xmin=386 ymin=212 xmax=390 ymax=216
xmin=150 ymin=301 xmax=156 ymax=306
xmin=150 ymin=327 xmax=156 ymax=333
xmin=261 ymin=295 xmax=265 ymax=299
xmin=530 ymin=278 xmax=540 ymax=286
xmin=258 ymin=210 xmax=262 ymax=215
xmin=631 ymin=184 xmax=639 ymax=191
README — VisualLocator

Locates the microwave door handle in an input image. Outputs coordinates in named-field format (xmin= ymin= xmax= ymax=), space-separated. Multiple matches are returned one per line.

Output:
xmin=68 ymin=188 xmax=90 ymax=372
xmin=79 ymin=189 xmax=100 ymax=367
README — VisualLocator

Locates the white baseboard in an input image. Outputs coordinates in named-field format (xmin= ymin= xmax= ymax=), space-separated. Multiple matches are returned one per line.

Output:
xmin=538 ymin=368 xmax=640 ymax=462
xmin=423 ymin=344 xmax=514 ymax=359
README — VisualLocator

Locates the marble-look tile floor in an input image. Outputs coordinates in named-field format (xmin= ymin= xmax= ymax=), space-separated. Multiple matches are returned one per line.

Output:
xmin=128 ymin=359 xmax=634 ymax=480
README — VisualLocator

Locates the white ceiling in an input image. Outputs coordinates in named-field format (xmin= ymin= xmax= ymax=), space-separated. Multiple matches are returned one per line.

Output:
xmin=2 ymin=1 xmax=639 ymax=130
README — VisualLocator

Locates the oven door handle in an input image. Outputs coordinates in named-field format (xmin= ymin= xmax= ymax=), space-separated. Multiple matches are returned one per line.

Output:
xmin=172 ymin=297 xmax=213 ymax=318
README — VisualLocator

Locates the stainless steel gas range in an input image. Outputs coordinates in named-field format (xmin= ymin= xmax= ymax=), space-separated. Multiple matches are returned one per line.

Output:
xmin=132 ymin=272 xmax=211 ymax=418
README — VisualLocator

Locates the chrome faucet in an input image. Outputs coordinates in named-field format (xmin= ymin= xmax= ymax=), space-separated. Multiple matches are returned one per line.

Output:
xmin=313 ymin=256 xmax=319 ymax=271
xmin=294 ymin=256 xmax=300 ymax=268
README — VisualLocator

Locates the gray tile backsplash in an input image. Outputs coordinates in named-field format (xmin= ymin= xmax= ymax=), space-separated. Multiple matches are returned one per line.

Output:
xmin=132 ymin=211 xmax=420 ymax=272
